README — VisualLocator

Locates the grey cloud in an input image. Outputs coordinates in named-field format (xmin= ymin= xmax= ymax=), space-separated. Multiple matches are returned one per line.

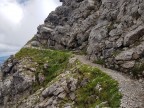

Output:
xmin=0 ymin=0 xmax=61 ymax=56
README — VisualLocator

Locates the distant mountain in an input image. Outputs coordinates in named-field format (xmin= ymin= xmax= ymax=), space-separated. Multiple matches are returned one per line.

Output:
xmin=0 ymin=56 xmax=9 ymax=66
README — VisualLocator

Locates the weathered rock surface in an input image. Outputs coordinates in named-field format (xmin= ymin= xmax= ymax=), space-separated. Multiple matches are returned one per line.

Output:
xmin=0 ymin=57 xmax=37 ymax=107
xmin=13 ymin=70 xmax=78 ymax=108
xmin=1 ymin=0 xmax=144 ymax=108
xmin=27 ymin=0 xmax=144 ymax=77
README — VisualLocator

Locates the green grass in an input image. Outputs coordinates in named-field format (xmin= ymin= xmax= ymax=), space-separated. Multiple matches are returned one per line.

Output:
xmin=131 ymin=63 xmax=144 ymax=78
xmin=75 ymin=64 xmax=122 ymax=108
xmin=93 ymin=58 xmax=105 ymax=65
xmin=15 ymin=48 xmax=71 ymax=88
xmin=15 ymin=48 xmax=121 ymax=107
xmin=112 ymin=50 xmax=121 ymax=57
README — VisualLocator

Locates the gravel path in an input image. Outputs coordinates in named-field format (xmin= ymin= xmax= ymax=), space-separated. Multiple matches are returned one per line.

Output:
xmin=76 ymin=55 xmax=144 ymax=108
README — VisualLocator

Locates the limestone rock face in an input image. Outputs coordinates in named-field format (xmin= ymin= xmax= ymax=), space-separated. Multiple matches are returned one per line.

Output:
xmin=26 ymin=0 xmax=144 ymax=77
xmin=0 ymin=57 xmax=37 ymax=107
xmin=1 ymin=0 xmax=144 ymax=107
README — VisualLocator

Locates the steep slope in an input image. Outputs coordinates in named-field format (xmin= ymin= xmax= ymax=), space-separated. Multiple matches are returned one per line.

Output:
xmin=0 ymin=48 xmax=122 ymax=108
xmin=28 ymin=0 xmax=144 ymax=78
xmin=76 ymin=55 xmax=144 ymax=108
xmin=0 ymin=0 xmax=144 ymax=108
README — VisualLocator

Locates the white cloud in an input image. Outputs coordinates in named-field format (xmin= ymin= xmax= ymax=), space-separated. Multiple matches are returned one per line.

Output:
xmin=0 ymin=0 xmax=61 ymax=56
xmin=0 ymin=1 xmax=23 ymax=23
xmin=0 ymin=43 xmax=19 ymax=56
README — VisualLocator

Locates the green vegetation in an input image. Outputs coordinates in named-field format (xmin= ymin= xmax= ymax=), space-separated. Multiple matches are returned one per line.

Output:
xmin=94 ymin=58 xmax=105 ymax=65
xmin=75 ymin=63 xmax=122 ymax=108
xmin=107 ymin=22 xmax=115 ymax=33
xmin=15 ymin=48 xmax=71 ymax=87
xmin=131 ymin=63 xmax=144 ymax=78
xmin=112 ymin=50 xmax=121 ymax=57
xmin=15 ymin=48 xmax=121 ymax=107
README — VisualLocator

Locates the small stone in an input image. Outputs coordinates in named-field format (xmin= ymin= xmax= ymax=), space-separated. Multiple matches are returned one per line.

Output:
xmin=46 ymin=97 xmax=54 ymax=105
xmin=31 ymin=41 xmax=40 ymax=47
xmin=42 ymin=85 xmax=57 ymax=98
xmin=80 ymin=78 xmax=89 ymax=87
xmin=58 ymin=92 xmax=66 ymax=99
xmin=52 ymin=99 xmax=58 ymax=105
xmin=69 ymin=78 xmax=78 ymax=92
xmin=38 ymin=73 xmax=45 ymax=84
xmin=64 ymin=106 xmax=71 ymax=108
xmin=69 ymin=92 xmax=76 ymax=100
xmin=116 ymin=38 xmax=123 ymax=47
xmin=115 ymin=50 xmax=134 ymax=61
xmin=132 ymin=52 xmax=140 ymax=60
xmin=53 ymin=87 xmax=64 ymax=95
xmin=61 ymin=80 xmax=67 ymax=86
xmin=121 ymin=61 xmax=135 ymax=69
xmin=29 ymin=68 xmax=36 ymax=72
xmin=44 ymin=63 xmax=49 ymax=69
xmin=95 ymin=83 xmax=102 ymax=92
xmin=69 ymin=57 xmax=77 ymax=64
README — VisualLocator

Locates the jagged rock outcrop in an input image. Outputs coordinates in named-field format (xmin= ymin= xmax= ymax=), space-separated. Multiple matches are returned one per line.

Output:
xmin=27 ymin=0 xmax=144 ymax=78
xmin=0 ymin=51 xmax=123 ymax=108
xmin=0 ymin=56 xmax=37 ymax=107
xmin=0 ymin=0 xmax=144 ymax=108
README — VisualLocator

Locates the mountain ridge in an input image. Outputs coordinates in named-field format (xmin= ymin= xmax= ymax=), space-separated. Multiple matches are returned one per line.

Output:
xmin=0 ymin=0 xmax=144 ymax=108
xmin=28 ymin=0 xmax=144 ymax=78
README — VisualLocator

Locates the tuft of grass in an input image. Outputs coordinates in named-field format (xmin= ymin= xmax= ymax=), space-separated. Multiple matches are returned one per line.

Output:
xmin=107 ymin=23 xmax=115 ymax=33
xmin=75 ymin=64 xmax=122 ymax=108
xmin=94 ymin=58 xmax=105 ymax=65
xmin=112 ymin=50 xmax=121 ymax=57
xmin=15 ymin=48 xmax=71 ymax=88
xmin=131 ymin=63 xmax=144 ymax=78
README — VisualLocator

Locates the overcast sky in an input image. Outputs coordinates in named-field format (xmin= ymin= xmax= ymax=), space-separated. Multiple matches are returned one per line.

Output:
xmin=0 ymin=0 xmax=61 ymax=56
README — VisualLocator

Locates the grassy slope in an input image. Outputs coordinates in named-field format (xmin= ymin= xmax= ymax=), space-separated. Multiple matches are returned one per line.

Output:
xmin=15 ymin=48 xmax=122 ymax=108
xmin=75 ymin=63 xmax=122 ymax=108
xmin=15 ymin=48 xmax=71 ymax=87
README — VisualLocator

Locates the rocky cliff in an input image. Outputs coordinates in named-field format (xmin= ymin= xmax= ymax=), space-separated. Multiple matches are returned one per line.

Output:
xmin=28 ymin=0 xmax=144 ymax=78
xmin=0 ymin=0 xmax=144 ymax=108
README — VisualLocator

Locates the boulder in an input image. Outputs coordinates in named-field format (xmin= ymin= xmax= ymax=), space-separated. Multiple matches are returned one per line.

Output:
xmin=115 ymin=50 xmax=134 ymax=61
xmin=121 ymin=61 xmax=135 ymax=69
xmin=31 ymin=41 xmax=40 ymax=47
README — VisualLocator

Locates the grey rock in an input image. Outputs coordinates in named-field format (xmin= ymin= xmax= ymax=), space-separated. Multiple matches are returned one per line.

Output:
xmin=105 ymin=40 xmax=113 ymax=49
xmin=1 ymin=0 xmax=144 ymax=107
xmin=64 ymin=106 xmax=71 ymax=108
xmin=31 ymin=41 xmax=40 ymax=47
xmin=102 ymin=48 xmax=114 ymax=58
xmin=53 ymin=87 xmax=64 ymax=96
xmin=115 ymin=50 xmax=134 ymax=61
xmin=124 ymin=26 xmax=144 ymax=46
xmin=109 ymin=28 xmax=122 ymax=37
xmin=44 ymin=63 xmax=49 ymax=69
xmin=42 ymin=85 xmax=57 ymax=98
xmin=22 ymin=0 xmax=144 ymax=78
xmin=80 ymin=78 xmax=89 ymax=87
xmin=68 ymin=78 xmax=78 ymax=92
xmin=116 ymin=37 xmax=123 ymax=48
xmin=69 ymin=92 xmax=75 ymax=100
xmin=58 ymin=92 xmax=66 ymax=99
xmin=121 ymin=61 xmax=135 ymax=69
xmin=89 ymin=26 xmax=108 ymax=43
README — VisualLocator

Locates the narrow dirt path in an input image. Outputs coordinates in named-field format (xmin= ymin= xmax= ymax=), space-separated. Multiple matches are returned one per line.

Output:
xmin=75 ymin=55 xmax=144 ymax=108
